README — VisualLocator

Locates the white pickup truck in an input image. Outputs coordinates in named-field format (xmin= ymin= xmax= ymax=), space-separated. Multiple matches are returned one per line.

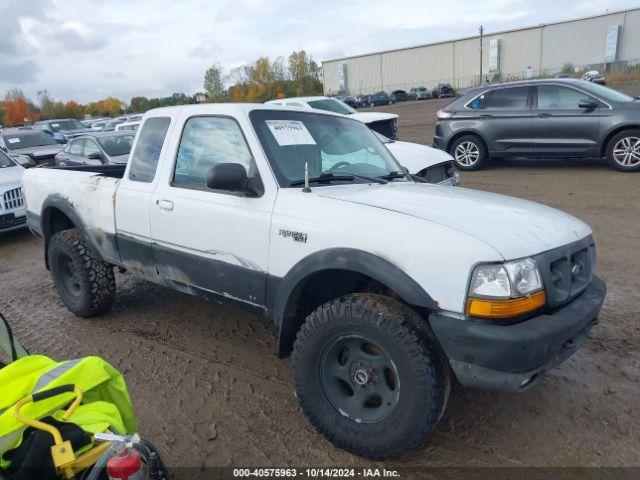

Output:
xmin=23 ymin=104 xmax=606 ymax=460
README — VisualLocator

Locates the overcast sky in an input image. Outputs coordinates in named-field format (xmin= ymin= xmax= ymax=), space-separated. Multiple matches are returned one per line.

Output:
xmin=0 ymin=0 xmax=637 ymax=104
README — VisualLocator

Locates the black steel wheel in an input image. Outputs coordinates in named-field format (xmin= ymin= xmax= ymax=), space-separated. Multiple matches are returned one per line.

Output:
xmin=292 ymin=294 xmax=448 ymax=459
xmin=320 ymin=335 xmax=400 ymax=424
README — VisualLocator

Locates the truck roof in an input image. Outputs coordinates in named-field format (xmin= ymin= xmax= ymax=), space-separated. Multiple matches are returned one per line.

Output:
xmin=142 ymin=102 xmax=346 ymax=118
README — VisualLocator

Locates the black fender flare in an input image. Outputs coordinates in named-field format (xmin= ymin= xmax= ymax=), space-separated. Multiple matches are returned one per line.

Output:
xmin=271 ymin=248 xmax=438 ymax=357
xmin=41 ymin=195 xmax=104 ymax=268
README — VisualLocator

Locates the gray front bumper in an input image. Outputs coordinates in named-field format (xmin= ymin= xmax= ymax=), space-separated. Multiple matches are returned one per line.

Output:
xmin=429 ymin=276 xmax=606 ymax=392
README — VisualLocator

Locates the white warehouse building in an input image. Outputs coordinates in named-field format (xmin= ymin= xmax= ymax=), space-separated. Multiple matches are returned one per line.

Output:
xmin=322 ymin=7 xmax=640 ymax=96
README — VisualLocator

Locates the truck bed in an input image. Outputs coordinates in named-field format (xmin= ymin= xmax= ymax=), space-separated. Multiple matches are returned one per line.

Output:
xmin=23 ymin=167 xmax=121 ymax=262
xmin=45 ymin=164 xmax=126 ymax=178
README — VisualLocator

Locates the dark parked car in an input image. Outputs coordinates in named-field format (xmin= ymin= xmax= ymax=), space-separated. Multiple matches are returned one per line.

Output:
xmin=54 ymin=132 xmax=135 ymax=166
xmin=390 ymin=90 xmax=408 ymax=102
xmin=433 ymin=79 xmax=640 ymax=172
xmin=0 ymin=127 xmax=63 ymax=165
xmin=432 ymin=83 xmax=455 ymax=98
xmin=362 ymin=91 xmax=392 ymax=107
xmin=340 ymin=96 xmax=359 ymax=108
xmin=34 ymin=118 xmax=92 ymax=143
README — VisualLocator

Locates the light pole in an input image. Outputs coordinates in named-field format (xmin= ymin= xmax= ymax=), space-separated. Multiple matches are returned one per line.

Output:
xmin=479 ymin=25 xmax=484 ymax=86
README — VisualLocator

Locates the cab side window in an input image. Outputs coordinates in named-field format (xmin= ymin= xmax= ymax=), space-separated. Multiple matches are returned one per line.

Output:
xmin=173 ymin=116 xmax=255 ymax=190
xmin=128 ymin=117 xmax=171 ymax=183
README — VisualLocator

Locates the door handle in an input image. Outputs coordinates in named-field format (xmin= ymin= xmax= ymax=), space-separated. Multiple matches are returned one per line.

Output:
xmin=157 ymin=200 xmax=174 ymax=211
xmin=538 ymin=113 xmax=552 ymax=118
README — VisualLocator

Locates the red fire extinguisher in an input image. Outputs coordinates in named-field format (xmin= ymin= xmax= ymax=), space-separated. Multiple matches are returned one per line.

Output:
xmin=107 ymin=448 xmax=143 ymax=480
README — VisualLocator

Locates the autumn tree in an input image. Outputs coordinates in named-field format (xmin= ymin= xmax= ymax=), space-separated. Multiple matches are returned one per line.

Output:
xmin=129 ymin=96 xmax=147 ymax=113
xmin=228 ymin=84 xmax=246 ymax=102
xmin=204 ymin=63 xmax=225 ymax=101
xmin=85 ymin=97 xmax=122 ymax=117
xmin=4 ymin=87 xmax=26 ymax=102
xmin=3 ymin=97 xmax=39 ymax=125
xmin=63 ymin=100 xmax=84 ymax=119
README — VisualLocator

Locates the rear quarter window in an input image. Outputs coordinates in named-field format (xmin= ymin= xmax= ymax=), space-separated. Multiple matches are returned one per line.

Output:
xmin=128 ymin=117 xmax=171 ymax=183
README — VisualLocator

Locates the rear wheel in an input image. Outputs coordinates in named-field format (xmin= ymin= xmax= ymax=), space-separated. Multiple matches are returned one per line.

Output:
xmin=292 ymin=294 xmax=448 ymax=459
xmin=450 ymin=134 xmax=488 ymax=171
xmin=48 ymin=229 xmax=115 ymax=317
xmin=606 ymin=129 xmax=640 ymax=172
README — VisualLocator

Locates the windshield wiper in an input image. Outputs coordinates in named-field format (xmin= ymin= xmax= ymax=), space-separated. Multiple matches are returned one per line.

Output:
xmin=378 ymin=170 xmax=409 ymax=181
xmin=290 ymin=172 xmax=387 ymax=186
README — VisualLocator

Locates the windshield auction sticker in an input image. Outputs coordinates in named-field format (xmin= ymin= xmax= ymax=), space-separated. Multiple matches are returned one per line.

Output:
xmin=266 ymin=120 xmax=316 ymax=146
xmin=7 ymin=138 xmax=20 ymax=144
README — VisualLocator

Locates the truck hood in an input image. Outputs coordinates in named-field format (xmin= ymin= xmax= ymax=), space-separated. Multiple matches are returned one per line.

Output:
xmin=0 ymin=165 xmax=24 ymax=190
xmin=385 ymin=140 xmax=453 ymax=173
xmin=349 ymin=112 xmax=399 ymax=124
xmin=316 ymin=183 xmax=591 ymax=259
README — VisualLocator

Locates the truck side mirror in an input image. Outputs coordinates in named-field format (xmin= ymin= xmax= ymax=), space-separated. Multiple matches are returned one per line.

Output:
xmin=206 ymin=163 xmax=249 ymax=191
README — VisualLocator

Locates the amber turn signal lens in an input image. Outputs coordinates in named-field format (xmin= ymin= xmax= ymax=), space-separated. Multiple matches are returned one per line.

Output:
xmin=466 ymin=291 xmax=546 ymax=319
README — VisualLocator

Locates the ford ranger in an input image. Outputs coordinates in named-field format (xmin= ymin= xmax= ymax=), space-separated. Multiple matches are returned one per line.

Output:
xmin=23 ymin=104 xmax=606 ymax=460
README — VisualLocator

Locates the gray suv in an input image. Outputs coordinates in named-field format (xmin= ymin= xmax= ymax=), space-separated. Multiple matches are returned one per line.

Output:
xmin=433 ymin=79 xmax=640 ymax=172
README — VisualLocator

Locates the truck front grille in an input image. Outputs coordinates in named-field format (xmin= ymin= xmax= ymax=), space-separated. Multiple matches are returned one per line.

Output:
xmin=533 ymin=236 xmax=595 ymax=308
xmin=3 ymin=187 xmax=24 ymax=211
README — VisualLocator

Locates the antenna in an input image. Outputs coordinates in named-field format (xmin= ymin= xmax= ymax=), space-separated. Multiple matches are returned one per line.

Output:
xmin=302 ymin=161 xmax=311 ymax=193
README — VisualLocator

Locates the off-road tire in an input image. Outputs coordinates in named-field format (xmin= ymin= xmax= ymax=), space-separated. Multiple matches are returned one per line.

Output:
xmin=48 ymin=229 xmax=115 ymax=317
xmin=606 ymin=129 xmax=640 ymax=172
xmin=449 ymin=134 xmax=488 ymax=171
xmin=292 ymin=294 xmax=448 ymax=460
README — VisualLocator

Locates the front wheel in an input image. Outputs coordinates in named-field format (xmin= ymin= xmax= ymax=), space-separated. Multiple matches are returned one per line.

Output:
xmin=292 ymin=294 xmax=448 ymax=459
xmin=606 ymin=129 xmax=640 ymax=172
xmin=450 ymin=135 xmax=488 ymax=171
xmin=48 ymin=229 xmax=116 ymax=317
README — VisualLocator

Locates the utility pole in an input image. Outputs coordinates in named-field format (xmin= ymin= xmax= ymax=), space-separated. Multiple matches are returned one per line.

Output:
xmin=479 ymin=25 xmax=484 ymax=86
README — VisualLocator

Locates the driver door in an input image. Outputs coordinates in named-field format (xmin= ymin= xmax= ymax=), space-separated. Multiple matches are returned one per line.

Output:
xmin=149 ymin=112 xmax=276 ymax=306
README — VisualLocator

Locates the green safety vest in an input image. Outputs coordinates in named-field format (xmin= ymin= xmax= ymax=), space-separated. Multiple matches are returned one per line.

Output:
xmin=0 ymin=315 xmax=138 ymax=468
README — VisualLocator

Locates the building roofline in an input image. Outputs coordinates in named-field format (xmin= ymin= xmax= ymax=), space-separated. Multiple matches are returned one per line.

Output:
xmin=321 ymin=7 xmax=639 ymax=64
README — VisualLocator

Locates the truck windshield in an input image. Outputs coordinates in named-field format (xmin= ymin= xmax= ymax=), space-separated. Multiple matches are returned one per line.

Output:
xmin=4 ymin=131 xmax=58 ymax=150
xmin=251 ymin=110 xmax=406 ymax=187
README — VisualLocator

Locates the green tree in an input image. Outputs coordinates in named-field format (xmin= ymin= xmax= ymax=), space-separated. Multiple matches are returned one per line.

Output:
xmin=37 ymin=90 xmax=56 ymax=119
xmin=288 ymin=50 xmax=322 ymax=96
xmin=561 ymin=62 xmax=575 ymax=75
xmin=204 ymin=63 xmax=225 ymax=101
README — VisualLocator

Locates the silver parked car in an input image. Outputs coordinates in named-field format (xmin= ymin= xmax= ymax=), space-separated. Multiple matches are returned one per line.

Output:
xmin=54 ymin=132 xmax=135 ymax=166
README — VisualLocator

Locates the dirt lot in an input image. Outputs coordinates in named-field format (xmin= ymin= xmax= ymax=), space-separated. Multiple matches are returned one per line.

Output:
xmin=1 ymin=86 xmax=640 ymax=471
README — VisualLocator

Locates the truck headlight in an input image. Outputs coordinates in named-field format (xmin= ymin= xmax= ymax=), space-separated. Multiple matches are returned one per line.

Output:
xmin=467 ymin=258 xmax=545 ymax=319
